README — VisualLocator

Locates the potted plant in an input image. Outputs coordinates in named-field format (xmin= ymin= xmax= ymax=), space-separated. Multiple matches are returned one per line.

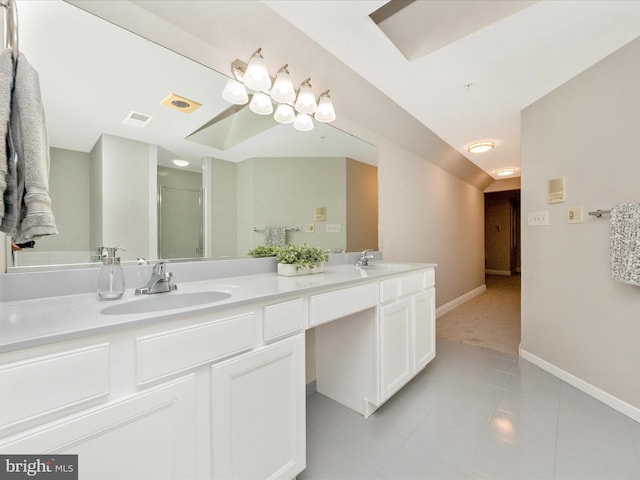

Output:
xmin=248 ymin=244 xmax=329 ymax=276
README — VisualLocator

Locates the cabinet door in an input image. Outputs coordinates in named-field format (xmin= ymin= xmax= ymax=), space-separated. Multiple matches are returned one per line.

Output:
xmin=379 ymin=299 xmax=413 ymax=402
xmin=211 ymin=334 xmax=305 ymax=480
xmin=0 ymin=376 xmax=197 ymax=480
xmin=414 ymin=288 xmax=436 ymax=373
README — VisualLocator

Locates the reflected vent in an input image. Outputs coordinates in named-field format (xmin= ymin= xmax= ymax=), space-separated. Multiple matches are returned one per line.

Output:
xmin=122 ymin=111 xmax=153 ymax=127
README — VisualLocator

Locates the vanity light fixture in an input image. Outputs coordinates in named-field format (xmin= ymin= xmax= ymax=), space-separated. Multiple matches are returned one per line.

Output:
xmin=222 ymin=78 xmax=248 ymax=105
xmin=271 ymin=65 xmax=296 ymax=104
xmin=293 ymin=113 xmax=314 ymax=132
xmin=172 ymin=159 xmax=190 ymax=167
xmin=249 ymin=91 xmax=273 ymax=115
xmin=495 ymin=167 xmax=517 ymax=176
xmin=221 ymin=48 xmax=336 ymax=132
xmin=315 ymin=90 xmax=336 ymax=123
xmin=274 ymin=103 xmax=296 ymax=124
xmin=468 ymin=141 xmax=495 ymax=154
xmin=243 ymin=48 xmax=272 ymax=91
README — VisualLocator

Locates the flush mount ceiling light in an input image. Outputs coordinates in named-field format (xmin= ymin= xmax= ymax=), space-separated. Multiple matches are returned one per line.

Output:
xmin=222 ymin=48 xmax=336 ymax=132
xmin=495 ymin=167 xmax=517 ymax=176
xmin=468 ymin=141 xmax=495 ymax=154
xmin=172 ymin=159 xmax=190 ymax=167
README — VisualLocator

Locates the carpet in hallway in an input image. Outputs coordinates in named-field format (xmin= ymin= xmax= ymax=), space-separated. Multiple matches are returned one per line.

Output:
xmin=436 ymin=274 xmax=521 ymax=355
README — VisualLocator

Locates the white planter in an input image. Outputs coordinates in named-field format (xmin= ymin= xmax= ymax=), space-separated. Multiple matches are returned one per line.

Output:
xmin=277 ymin=263 xmax=325 ymax=277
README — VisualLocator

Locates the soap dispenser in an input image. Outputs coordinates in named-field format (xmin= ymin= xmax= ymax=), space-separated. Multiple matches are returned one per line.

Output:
xmin=97 ymin=247 xmax=126 ymax=300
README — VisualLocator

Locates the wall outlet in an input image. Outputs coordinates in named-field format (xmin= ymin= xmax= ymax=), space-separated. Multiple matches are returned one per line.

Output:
xmin=326 ymin=224 xmax=341 ymax=233
xmin=527 ymin=211 xmax=549 ymax=227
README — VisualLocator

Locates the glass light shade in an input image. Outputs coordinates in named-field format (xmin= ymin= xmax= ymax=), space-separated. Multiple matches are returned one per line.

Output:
xmin=467 ymin=141 xmax=495 ymax=154
xmin=495 ymin=168 xmax=516 ymax=176
xmin=249 ymin=92 xmax=273 ymax=115
xmin=294 ymin=82 xmax=317 ymax=114
xmin=244 ymin=52 xmax=272 ymax=91
xmin=315 ymin=93 xmax=336 ymax=123
xmin=274 ymin=103 xmax=295 ymax=124
xmin=221 ymin=78 xmax=248 ymax=105
xmin=293 ymin=113 xmax=314 ymax=131
xmin=172 ymin=159 xmax=189 ymax=167
xmin=271 ymin=68 xmax=296 ymax=104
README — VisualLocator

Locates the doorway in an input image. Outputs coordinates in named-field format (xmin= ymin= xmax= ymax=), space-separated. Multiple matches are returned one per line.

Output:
xmin=158 ymin=185 xmax=204 ymax=259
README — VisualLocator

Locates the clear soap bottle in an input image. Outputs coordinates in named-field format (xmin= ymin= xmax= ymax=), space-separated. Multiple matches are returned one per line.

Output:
xmin=97 ymin=247 xmax=125 ymax=299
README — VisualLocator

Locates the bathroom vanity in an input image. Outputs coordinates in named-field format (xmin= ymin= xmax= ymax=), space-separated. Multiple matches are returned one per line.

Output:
xmin=0 ymin=260 xmax=435 ymax=479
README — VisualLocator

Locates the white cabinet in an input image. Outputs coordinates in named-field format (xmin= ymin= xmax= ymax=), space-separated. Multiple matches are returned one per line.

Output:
xmin=211 ymin=334 xmax=306 ymax=480
xmin=379 ymin=299 xmax=413 ymax=402
xmin=0 ymin=376 xmax=198 ymax=480
xmin=413 ymin=288 xmax=436 ymax=372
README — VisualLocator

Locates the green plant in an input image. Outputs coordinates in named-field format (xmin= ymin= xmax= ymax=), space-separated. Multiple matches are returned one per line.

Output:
xmin=275 ymin=244 xmax=329 ymax=270
xmin=247 ymin=245 xmax=279 ymax=257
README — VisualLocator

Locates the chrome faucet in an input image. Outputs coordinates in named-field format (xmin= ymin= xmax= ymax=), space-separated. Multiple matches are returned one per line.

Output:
xmin=135 ymin=262 xmax=177 ymax=295
xmin=355 ymin=249 xmax=375 ymax=267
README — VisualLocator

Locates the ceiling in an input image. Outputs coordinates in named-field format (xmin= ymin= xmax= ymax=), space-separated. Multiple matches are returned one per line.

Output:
xmin=62 ymin=0 xmax=640 ymax=182
xmin=263 ymin=0 xmax=640 ymax=179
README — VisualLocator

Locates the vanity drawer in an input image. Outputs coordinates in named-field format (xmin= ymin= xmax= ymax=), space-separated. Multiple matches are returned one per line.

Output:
xmin=136 ymin=313 xmax=255 ymax=384
xmin=399 ymin=273 xmax=425 ymax=296
xmin=309 ymin=283 xmax=378 ymax=327
xmin=263 ymin=298 xmax=304 ymax=342
xmin=0 ymin=344 xmax=110 ymax=430
xmin=379 ymin=278 xmax=399 ymax=304
xmin=424 ymin=269 xmax=435 ymax=288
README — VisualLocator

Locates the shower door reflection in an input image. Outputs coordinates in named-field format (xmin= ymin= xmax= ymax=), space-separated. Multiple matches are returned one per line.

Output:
xmin=158 ymin=185 xmax=203 ymax=259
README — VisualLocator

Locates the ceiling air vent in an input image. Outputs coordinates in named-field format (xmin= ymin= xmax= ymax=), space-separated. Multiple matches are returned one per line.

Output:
xmin=122 ymin=111 xmax=153 ymax=127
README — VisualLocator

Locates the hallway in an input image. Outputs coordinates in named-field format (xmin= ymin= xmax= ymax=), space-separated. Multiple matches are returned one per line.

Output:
xmin=436 ymin=275 xmax=521 ymax=355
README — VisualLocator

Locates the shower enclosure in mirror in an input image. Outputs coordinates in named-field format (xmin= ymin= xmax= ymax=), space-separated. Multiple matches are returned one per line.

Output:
xmin=5 ymin=0 xmax=378 ymax=271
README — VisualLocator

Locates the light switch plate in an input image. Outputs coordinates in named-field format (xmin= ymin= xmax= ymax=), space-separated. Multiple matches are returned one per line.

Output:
xmin=528 ymin=211 xmax=549 ymax=227
xmin=567 ymin=206 xmax=584 ymax=224
xmin=326 ymin=224 xmax=341 ymax=233
xmin=304 ymin=224 xmax=315 ymax=233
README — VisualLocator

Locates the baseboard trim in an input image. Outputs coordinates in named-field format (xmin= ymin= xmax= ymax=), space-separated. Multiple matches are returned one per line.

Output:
xmin=306 ymin=380 xmax=317 ymax=397
xmin=485 ymin=269 xmax=512 ymax=276
xmin=436 ymin=284 xmax=486 ymax=318
xmin=519 ymin=348 xmax=640 ymax=423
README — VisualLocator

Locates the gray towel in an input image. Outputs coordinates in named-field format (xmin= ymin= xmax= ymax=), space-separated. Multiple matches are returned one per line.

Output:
xmin=9 ymin=53 xmax=58 ymax=243
xmin=264 ymin=225 xmax=286 ymax=247
xmin=0 ymin=49 xmax=13 ymax=229
xmin=610 ymin=202 xmax=640 ymax=286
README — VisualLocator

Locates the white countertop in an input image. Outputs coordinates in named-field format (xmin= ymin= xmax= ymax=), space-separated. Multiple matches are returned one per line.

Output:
xmin=0 ymin=262 xmax=435 ymax=353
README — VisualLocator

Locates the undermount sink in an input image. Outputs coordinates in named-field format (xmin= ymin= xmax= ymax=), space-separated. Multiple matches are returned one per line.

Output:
xmin=100 ymin=291 xmax=232 ymax=315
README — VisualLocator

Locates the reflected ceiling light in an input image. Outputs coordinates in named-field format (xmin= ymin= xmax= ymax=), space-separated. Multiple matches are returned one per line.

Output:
xmin=222 ymin=48 xmax=335 ymax=131
xmin=249 ymin=92 xmax=273 ymax=115
xmin=274 ymin=103 xmax=296 ymax=124
xmin=315 ymin=90 xmax=336 ymax=123
xmin=243 ymin=48 xmax=272 ymax=91
xmin=172 ymin=159 xmax=189 ymax=167
xmin=293 ymin=113 xmax=314 ymax=132
xmin=495 ymin=167 xmax=517 ymax=176
xmin=468 ymin=141 xmax=495 ymax=154
xmin=221 ymin=78 xmax=248 ymax=105
xmin=271 ymin=64 xmax=296 ymax=104
xmin=294 ymin=78 xmax=318 ymax=115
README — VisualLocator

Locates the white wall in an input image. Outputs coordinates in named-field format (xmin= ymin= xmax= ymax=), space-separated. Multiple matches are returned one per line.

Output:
xmin=521 ymin=37 xmax=640 ymax=412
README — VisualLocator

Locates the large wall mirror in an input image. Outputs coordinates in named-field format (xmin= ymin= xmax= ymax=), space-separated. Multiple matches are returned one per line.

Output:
xmin=5 ymin=1 xmax=378 ymax=271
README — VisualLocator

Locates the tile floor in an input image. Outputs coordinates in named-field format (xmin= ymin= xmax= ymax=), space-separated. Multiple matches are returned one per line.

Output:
xmin=300 ymin=338 xmax=640 ymax=479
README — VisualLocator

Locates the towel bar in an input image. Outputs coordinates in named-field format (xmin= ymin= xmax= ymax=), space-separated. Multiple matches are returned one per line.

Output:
xmin=588 ymin=209 xmax=611 ymax=218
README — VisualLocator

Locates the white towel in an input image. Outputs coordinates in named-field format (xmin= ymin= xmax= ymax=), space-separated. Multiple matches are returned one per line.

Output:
xmin=264 ymin=225 xmax=286 ymax=247
xmin=610 ymin=202 xmax=640 ymax=286
xmin=10 ymin=53 xmax=58 ymax=242
xmin=0 ymin=49 xmax=14 ymax=230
